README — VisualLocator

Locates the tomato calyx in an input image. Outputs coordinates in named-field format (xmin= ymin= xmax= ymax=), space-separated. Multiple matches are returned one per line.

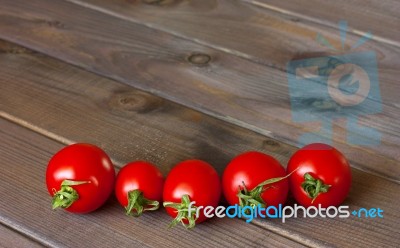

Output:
xmin=237 ymin=181 xmax=266 ymax=209
xmin=51 ymin=179 xmax=90 ymax=209
xmin=237 ymin=170 xmax=295 ymax=209
xmin=163 ymin=194 xmax=198 ymax=229
xmin=125 ymin=189 xmax=159 ymax=217
xmin=301 ymin=173 xmax=331 ymax=203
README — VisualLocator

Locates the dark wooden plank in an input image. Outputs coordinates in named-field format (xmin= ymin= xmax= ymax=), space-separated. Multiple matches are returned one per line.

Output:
xmin=0 ymin=224 xmax=44 ymax=248
xmin=1 ymin=40 xmax=399 ymax=247
xmin=246 ymin=0 xmax=400 ymax=46
xmin=0 ymin=39 xmax=297 ymax=176
xmin=0 ymin=0 xmax=398 ymax=182
xmin=0 ymin=118 xmax=307 ymax=248
xmin=69 ymin=0 xmax=400 ymax=68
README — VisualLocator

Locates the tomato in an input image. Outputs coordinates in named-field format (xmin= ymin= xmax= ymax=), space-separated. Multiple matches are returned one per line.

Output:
xmin=46 ymin=143 xmax=115 ymax=213
xmin=115 ymin=161 xmax=164 ymax=216
xmin=163 ymin=160 xmax=221 ymax=229
xmin=287 ymin=143 xmax=352 ymax=207
xmin=222 ymin=151 xmax=289 ymax=212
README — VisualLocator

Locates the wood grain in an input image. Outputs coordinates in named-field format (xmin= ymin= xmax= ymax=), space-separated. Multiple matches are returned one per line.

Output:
xmin=0 ymin=224 xmax=43 ymax=248
xmin=1 ymin=40 xmax=399 ymax=247
xmin=0 ymin=40 xmax=298 ymax=175
xmin=0 ymin=0 xmax=398 ymax=181
xmin=69 ymin=0 xmax=400 ymax=69
xmin=246 ymin=0 xmax=400 ymax=46
xmin=0 ymin=119 xmax=307 ymax=248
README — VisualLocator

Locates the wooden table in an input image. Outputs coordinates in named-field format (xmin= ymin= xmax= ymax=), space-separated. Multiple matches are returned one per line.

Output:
xmin=1 ymin=0 xmax=399 ymax=247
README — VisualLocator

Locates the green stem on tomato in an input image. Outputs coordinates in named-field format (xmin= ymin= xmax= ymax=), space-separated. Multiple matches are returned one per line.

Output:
xmin=237 ymin=169 xmax=297 ymax=209
xmin=301 ymin=173 xmax=331 ymax=203
xmin=125 ymin=189 xmax=159 ymax=217
xmin=51 ymin=179 xmax=90 ymax=210
xmin=163 ymin=194 xmax=198 ymax=229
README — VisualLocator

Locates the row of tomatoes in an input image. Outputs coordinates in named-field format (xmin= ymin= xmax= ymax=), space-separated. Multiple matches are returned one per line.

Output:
xmin=46 ymin=143 xmax=352 ymax=228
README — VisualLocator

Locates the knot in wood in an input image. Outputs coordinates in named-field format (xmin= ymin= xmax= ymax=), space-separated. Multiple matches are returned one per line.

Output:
xmin=110 ymin=91 xmax=162 ymax=113
xmin=188 ymin=53 xmax=211 ymax=66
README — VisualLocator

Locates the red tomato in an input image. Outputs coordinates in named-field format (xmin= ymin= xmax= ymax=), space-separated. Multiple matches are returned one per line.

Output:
xmin=287 ymin=143 xmax=352 ymax=207
xmin=46 ymin=143 xmax=115 ymax=213
xmin=222 ymin=151 xmax=289 ymax=211
xmin=163 ymin=160 xmax=221 ymax=229
xmin=115 ymin=161 xmax=164 ymax=216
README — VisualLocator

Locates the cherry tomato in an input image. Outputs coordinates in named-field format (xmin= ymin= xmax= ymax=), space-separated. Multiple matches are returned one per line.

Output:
xmin=46 ymin=143 xmax=115 ymax=213
xmin=287 ymin=143 xmax=352 ymax=207
xmin=163 ymin=160 xmax=221 ymax=229
xmin=115 ymin=161 xmax=164 ymax=216
xmin=222 ymin=151 xmax=289 ymax=211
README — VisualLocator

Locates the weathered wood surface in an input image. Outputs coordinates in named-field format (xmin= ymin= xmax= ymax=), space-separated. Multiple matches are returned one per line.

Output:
xmin=1 ymin=40 xmax=399 ymax=247
xmin=0 ymin=0 xmax=398 ymax=182
xmin=71 ymin=0 xmax=400 ymax=66
xmin=0 ymin=40 xmax=296 ymax=175
xmin=0 ymin=224 xmax=43 ymax=248
xmin=0 ymin=118 xmax=307 ymax=248
xmin=246 ymin=0 xmax=400 ymax=46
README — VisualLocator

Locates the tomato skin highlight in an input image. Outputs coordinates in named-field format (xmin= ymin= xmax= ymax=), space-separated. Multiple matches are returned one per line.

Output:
xmin=163 ymin=160 xmax=221 ymax=225
xmin=222 ymin=151 xmax=289 ymax=209
xmin=115 ymin=161 xmax=164 ymax=214
xmin=46 ymin=143 xmax=115 ymax=213
xmin=287 ymin=143 xmax=352 ymax=208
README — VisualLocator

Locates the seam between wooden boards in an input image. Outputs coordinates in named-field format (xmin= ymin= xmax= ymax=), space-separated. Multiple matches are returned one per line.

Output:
xmin=63 ymin=0 xmax=267 ymax=65
xmin=241 ymin=0 xmax=400 ymax=48
xmin=64 ymin=0 xmax=400 ymax=66
xmin=0 ymin=223 xmax=45 ymax=248
xmin=0 ymin=111 xmax=125 ymax=168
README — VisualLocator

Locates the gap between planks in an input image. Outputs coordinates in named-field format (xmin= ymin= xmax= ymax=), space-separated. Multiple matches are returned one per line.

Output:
xmin=242 ymin=0 xmax=400 ymax=48
xmin=63 ymin=0 xmax=261 ymax=63
xmin=65 ymin=0 xmax=400 ymax=66
xmin=0 ymin=112 xmax=125 ymax=168
xmin=0 ymin=223 xmax=44 ymax=248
